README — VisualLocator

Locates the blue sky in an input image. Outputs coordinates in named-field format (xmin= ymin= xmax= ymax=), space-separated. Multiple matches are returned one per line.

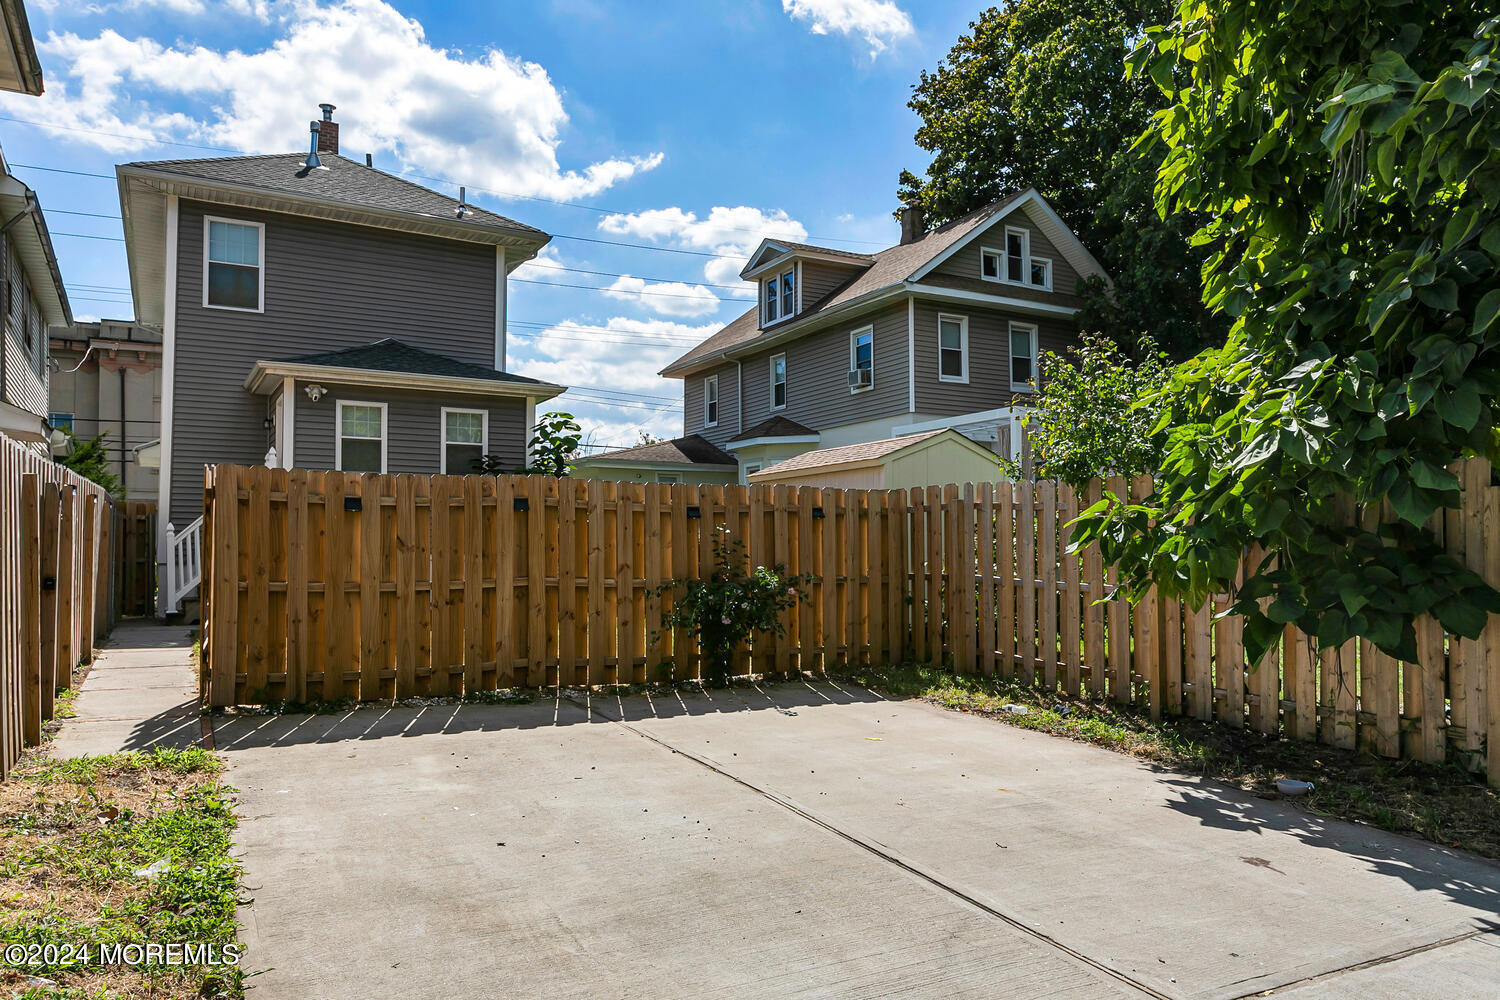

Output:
xmin=4 ymin=0 xmax=983 ymax=452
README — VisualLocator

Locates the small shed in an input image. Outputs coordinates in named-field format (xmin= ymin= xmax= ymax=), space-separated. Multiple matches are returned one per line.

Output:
xmin=748 ymin=428 xmax=1002 ymax=490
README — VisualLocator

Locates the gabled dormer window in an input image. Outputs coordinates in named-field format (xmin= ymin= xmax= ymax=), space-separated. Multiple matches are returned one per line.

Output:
xmin=762 ymin=266 xmax=796 ymax=325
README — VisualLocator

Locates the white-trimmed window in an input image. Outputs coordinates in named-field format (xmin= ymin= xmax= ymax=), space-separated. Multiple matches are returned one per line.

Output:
xmin=657 ymin=473 xmax=680 ymax=485
xmin=981 ymin=247 xmax=1003 ymax=281
xmin=762 ymin=266 xmax=796 ymax=325
xmin=742 ymin=463 xmax=762 ymax=484
xmin=441 ymin=407 xmax=488 ymax=474
xmin=1030 ymin=256 xmax=1052 ymax=290
xmin=770 ymin=353 xmax=787 ymax=409
xmin=1009 ymin=322 xmax=1039 ymax=392
xmin=1004 ymin=227 xmax=1028 ymax=283
xmin=337 ymin=400 xmax=386 ymax=472
xmin=704 ymin=374 xmax=719 ymax=427
xmin=204 ymin=217 xmax=264 ymax=311
xmin=937 ymin=313 xmax=969 ymax=383
xmin=849 ymin=326 xmax=874 ymax=392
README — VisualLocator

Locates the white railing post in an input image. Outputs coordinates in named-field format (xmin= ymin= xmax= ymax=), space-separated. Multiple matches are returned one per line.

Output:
xmin=164 ymin=521 xmax=177 ymax=614
xmin=161 ymin=516 xmax=205 ymax=614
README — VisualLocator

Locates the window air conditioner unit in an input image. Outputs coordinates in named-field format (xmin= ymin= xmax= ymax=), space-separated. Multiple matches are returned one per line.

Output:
xmin=847 ymin=368 xmax=872 ymax=388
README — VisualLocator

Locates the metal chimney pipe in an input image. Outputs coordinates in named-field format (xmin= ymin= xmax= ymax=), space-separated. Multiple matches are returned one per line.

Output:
xmin=304 ymin=121 xmax=322 ymax=170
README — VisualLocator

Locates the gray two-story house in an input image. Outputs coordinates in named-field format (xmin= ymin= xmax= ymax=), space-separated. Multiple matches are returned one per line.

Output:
xmin=0 ymin=149 xmax=71 ymax=451
xmin=575 ymin=188 xmax=1107 ymax=485
xmin=117 ymin=106 xmax=566 ymax=614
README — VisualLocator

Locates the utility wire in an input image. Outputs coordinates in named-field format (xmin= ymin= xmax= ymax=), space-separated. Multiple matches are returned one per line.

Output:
xmin=0 ymin=115 xmax=885 ymax=247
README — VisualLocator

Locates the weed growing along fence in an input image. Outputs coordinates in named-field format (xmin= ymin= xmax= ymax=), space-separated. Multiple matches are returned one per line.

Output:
xmin=199 ymin=462 xmax=1498 ymax=784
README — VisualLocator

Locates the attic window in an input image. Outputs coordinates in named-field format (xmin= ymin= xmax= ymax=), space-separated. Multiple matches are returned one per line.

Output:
xmin=1030 ymin=256 xmax=1052 ymax=290
xmin=763 ymin=266 xmax=796 ymax=325
xmin=205 ymin=218 xmax=264 ymax=311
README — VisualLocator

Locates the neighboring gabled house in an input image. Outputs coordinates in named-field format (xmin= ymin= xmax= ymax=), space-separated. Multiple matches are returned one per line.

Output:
xmin=117 ymin=105 xmax=566 ymax=615
xmin=581 ymin=189 xmax=1107 ymax=485
xmin=0 ymin=149 xmax=71 ymax=450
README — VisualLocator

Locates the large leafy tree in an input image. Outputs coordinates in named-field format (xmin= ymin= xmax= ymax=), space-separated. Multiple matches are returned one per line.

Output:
xmin=1077 ymin=5 xmax=1500 ymax=663
xmin=899 ymin=0 xmax=1222 ymax=356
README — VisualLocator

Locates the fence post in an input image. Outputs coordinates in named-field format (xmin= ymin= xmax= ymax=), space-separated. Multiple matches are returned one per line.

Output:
xmin=20 ymin=476 xmax=41 ymax=748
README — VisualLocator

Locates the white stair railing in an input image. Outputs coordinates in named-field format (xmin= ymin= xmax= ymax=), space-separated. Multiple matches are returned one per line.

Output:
xmin=164 ymin=516 xmax=204 ymax=613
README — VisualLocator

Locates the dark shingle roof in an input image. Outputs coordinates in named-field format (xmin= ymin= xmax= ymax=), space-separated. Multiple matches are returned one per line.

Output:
xmin=764 ymin=240 xmax=875 ymax=264
xmin=280 ymin=338 xmax=548 ymax=385
xmin=578 ymin=434 xmax=737 ymax=467
xmin=663 ymin=192 xmax=1029 ymax=375
xmin=121 ymin=152 xmax=545 ymax=236
xmin=729 ymin=416 xmax=818 ymax=442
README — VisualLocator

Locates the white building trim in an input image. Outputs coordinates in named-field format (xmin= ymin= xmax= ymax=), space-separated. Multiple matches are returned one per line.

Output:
xmin=155 ymin=193 xmax=179 ymax=617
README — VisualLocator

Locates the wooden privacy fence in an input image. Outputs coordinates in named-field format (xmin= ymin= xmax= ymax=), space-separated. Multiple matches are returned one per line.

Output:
xmin=115 ymin=501 xmax=157 ymax=618
xmin=0 ymin=434 xmax=117 ymax=779
xmin=201 ymin=461 xmax=1498 ymax=783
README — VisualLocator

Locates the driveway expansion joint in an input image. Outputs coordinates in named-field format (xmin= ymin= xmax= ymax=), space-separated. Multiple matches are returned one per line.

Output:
xmin=565 ymin=690 xmax=1170 ymax=1000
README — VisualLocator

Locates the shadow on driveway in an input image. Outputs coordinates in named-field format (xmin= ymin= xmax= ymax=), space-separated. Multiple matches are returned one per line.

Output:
xmin=210 ymin=677 xmax=885 ymax=751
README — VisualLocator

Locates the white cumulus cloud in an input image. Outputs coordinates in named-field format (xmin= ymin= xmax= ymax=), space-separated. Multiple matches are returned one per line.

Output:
xmin=603 ymin=275 xmax=720 ymax=318
xmin=11 ymin=0 xmax=661 ymax=199
xmin=782 ymin=0 xmax=914 ymax=57
xmin=598 ymin=205 xmax=808 ymax=299
xmin=511 ymin=316 xmax=716 ymax=446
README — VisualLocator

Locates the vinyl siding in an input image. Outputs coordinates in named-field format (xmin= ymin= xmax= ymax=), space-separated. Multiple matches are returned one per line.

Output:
xmin=292 ymin=384 xmax=526 ymax=474
xmin=736 ymin=301 xmax=909 ymax=435
xmin=1 ymin=233 xmax=46 ymax=420
xmin=683 ymin=363 xmax=740 ymax=449
xmin=168 ymin=199 xmax=505 ymax=523
xmin=912 ymin=299 xmax=1077 ymax=414
xmin=926 ymin=207 xmax=1083 ymax=309
xmin=799 ymin=260 xmax=861 ymax=310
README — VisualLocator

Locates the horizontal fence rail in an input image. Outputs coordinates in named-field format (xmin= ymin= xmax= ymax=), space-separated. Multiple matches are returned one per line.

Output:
xmin=0 ymin=434 xmax=117 ymax=779
xmin=201 ymin=462 xmax=1496 ymax=784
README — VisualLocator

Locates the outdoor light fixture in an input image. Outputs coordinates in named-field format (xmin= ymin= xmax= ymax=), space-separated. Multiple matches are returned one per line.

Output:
xmin=304 ymin=384 xmax=327 ymax=402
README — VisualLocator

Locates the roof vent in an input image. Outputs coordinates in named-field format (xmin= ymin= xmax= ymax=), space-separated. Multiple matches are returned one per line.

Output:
xmin=456 ymin=185 xmax=469 ymax=219
xmin=303 ymin=120 xmax=323 ymax=171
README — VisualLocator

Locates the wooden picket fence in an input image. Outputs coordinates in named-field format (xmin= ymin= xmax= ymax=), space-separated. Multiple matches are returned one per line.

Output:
xmin=200 ymin=461 xmax=1498 ymax=783
xmin=0 ymin=434 xmax=118 ymax=779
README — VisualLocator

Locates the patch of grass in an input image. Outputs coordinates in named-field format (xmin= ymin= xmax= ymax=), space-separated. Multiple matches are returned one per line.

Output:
xmin=839 ymin=662 xmax=1500 ymax=860
xmin=0 ymin=746 xmax=246 ymax=998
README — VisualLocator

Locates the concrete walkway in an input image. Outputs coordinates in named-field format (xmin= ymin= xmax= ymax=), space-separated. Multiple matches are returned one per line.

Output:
xmin=51 ymin=630 xmax=1498 ymax=999
xmin=51 ymin=620 xmax=202 ymax=757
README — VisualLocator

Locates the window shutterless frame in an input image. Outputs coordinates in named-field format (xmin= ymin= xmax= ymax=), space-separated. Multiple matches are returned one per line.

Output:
xmin=704 ymin=374 xmax=719 ymax=427
xmin=440 ymin=406 xmax=489 ymax=475
xmin=762 ymin=264 xmax=799 ymax=326
xmin=770 ymin=353 xmax=787 ymax=410
xmin=202 ymin=215 xmax=266 ymax=312
xmin=936 ymin=313 xmax=969 ymax=383
xmin=1008 ymin=321 xmax=1039 ymax=393
xmin=1029 ymin=255 xmax=1053 ymax=291
xmin=849 ymin=325 xmax=874 ymax=393
xmin=335 ymin=399 xmax=388 ymax=473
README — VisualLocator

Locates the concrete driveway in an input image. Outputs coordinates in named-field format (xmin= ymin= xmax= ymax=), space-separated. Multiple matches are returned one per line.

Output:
xmin=213 ymin=683 xmax=1500 ymax=1000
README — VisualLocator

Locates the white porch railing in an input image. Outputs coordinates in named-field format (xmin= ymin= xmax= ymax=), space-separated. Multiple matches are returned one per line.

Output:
xmin=164 ymin=515 xmax=203 ymax=613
